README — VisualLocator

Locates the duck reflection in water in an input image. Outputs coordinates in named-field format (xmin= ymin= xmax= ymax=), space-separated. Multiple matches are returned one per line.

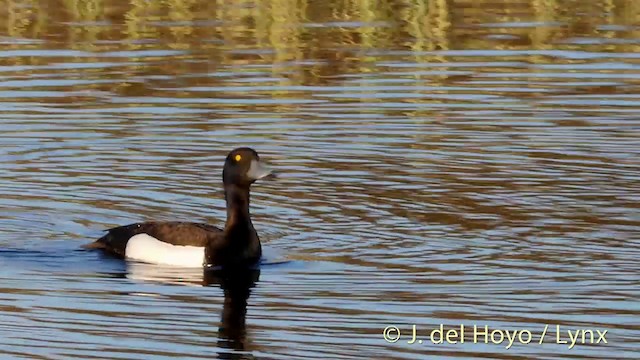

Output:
xmin=205 ymin=268 xmax=260 ymax=359
xmin=124 ymin=263 xmax=261 ymax=360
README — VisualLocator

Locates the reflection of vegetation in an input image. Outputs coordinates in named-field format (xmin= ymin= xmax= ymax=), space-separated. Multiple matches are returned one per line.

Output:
xmin=3 ymin=0 xmax=639 ymax=52
xmin=1 ymin=0 xmax=639 ymax=86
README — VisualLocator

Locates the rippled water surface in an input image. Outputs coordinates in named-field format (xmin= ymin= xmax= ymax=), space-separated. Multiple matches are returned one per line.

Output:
xmin=1 ymin=0 xmax=639 ymax=359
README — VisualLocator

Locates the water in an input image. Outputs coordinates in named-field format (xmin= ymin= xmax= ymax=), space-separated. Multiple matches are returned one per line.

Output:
xmin=0 ymin=0 xmax=639 ymax=358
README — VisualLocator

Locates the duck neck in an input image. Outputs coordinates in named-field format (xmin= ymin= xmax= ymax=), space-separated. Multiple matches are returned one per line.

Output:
xmin=224 ymin=184 xmax=253 ymax=230
xmin=205 ymin=183 xmax=262 ymax=268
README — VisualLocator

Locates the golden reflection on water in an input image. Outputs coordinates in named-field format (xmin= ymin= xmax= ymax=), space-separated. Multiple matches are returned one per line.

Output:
xmin=1 ymin=0 xmax=639 ymax=56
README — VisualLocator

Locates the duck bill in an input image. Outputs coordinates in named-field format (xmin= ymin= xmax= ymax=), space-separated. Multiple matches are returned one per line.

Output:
xmin=247 ymin=160 xmax=275 ymax=181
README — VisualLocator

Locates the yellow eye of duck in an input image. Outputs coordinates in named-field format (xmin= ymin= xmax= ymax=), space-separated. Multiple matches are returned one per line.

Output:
xmin=234 ymin=154 xmax=242 ymax=161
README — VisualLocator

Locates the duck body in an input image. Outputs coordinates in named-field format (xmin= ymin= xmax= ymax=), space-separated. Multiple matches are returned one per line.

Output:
xmin=90 ymin=221 xmax=221 ymax=267
xmin=84 ymin=148 xmax=272 ymax=268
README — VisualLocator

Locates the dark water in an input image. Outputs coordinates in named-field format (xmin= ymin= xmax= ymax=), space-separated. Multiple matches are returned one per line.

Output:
xmin=0 ymin=0 xmax=639 ymax=358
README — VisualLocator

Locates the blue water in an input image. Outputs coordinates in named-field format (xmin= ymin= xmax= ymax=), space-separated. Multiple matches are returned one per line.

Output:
xmin=1 ymin=0 xmax=639 ymax=358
